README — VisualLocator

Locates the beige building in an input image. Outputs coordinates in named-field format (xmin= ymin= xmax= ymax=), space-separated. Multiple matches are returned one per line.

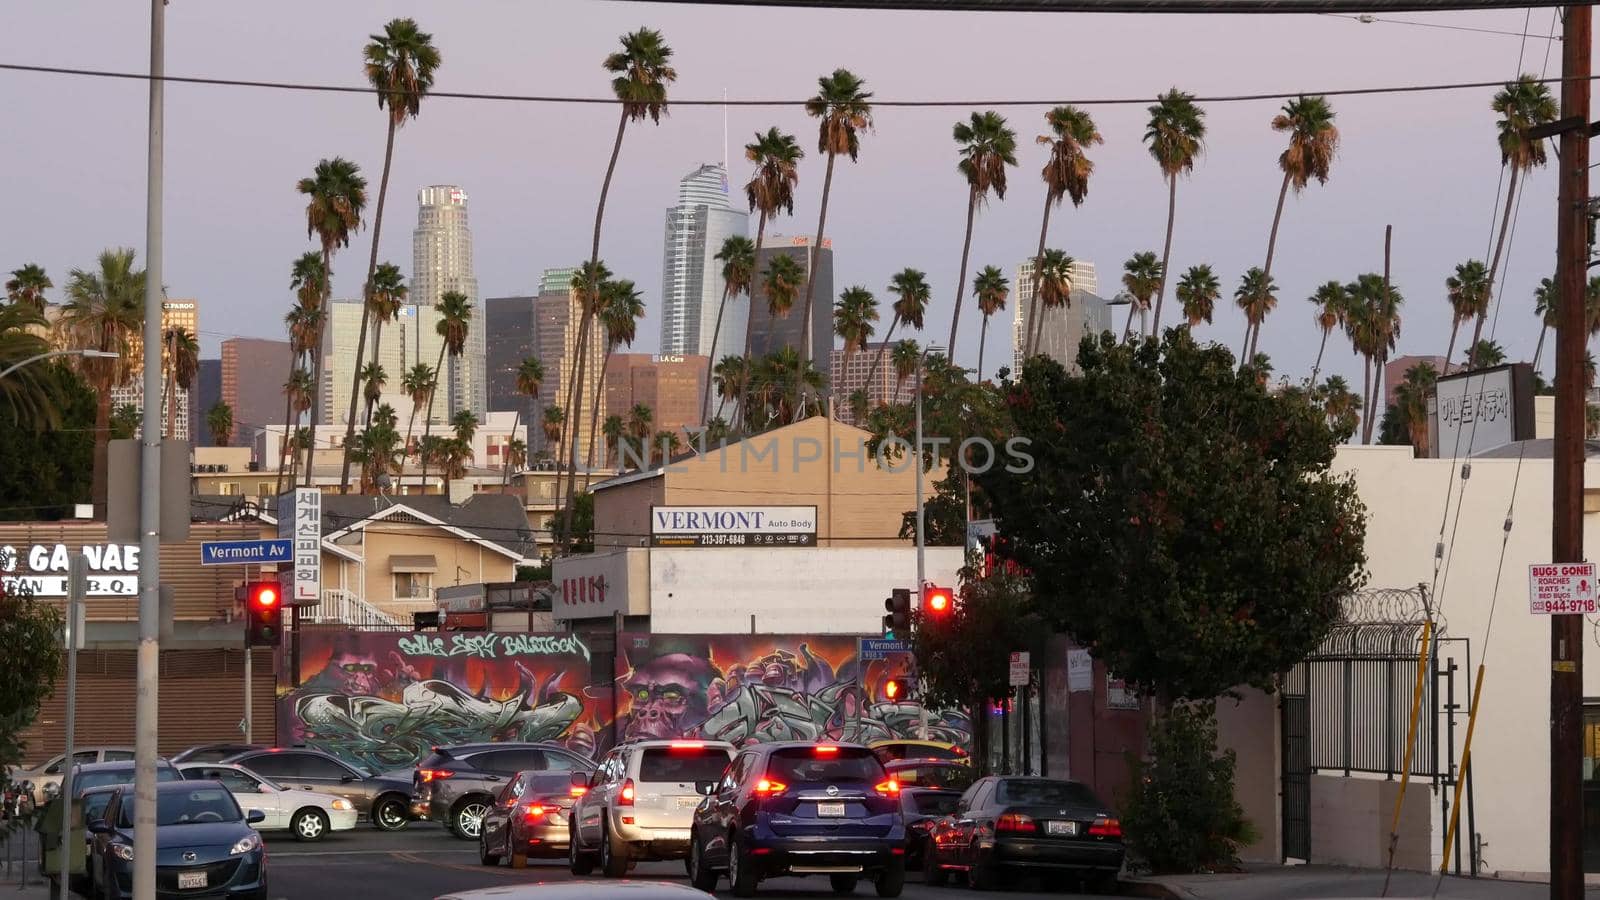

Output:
xmin=319 ymin=298 xmax=410 ymax=427
xmin=108 ymin=298 xmax=199 ymax=441
xmin=536 ymin=267 xmax=606 ymax=462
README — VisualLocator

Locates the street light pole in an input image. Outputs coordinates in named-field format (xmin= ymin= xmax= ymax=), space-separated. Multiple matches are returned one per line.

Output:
xmin=914 ymin=345 xmax=945 ymax=742
xmin=0 ymin=349 xmax=118 ymax=381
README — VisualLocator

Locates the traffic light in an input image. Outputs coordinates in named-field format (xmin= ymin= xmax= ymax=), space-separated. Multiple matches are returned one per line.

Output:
xmin=883 ymin=588 xmax=912 ymax=637
xmin=924 ymin=585 xmax=954 ymax=617
xmin=244 ymin=581 xmax=283 ymax=647
xmin=883 ymin=676 xmax=916 ymax=702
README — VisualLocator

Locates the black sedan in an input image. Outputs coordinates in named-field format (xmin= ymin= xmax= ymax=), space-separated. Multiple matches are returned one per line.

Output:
xmin=88 ymin=780 xmax=268 ymax=900
xmin=900 ymin=787 xmax=961 ymax=870
xmin=924 ymin=776 xmax=1124 ymax=893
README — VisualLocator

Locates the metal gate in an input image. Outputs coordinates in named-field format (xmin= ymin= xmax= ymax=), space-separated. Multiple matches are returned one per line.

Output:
xmin=1280 ymin=691 xmax=1311 ymax=860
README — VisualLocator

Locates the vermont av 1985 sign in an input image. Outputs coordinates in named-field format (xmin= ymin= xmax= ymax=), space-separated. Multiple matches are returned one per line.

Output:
xmin=0 ymin=543 xmax=139 ymax=597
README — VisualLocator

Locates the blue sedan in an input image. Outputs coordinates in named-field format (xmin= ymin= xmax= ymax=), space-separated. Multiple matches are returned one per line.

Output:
xmin=88 ymin=780 xmax=268 ymax=900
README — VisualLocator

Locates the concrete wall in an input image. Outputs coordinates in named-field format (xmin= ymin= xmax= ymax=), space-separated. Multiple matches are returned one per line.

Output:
xmin=1214 ymin=689 xmax=1281 ymax=863
xmin=1308 ymin=773 xmax=1432 ymax=871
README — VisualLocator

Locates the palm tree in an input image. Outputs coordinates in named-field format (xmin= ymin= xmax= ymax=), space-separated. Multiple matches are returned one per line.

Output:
xmin=1144 ymin=89 xmax=1207 ymax=335
xmin=1120 ymin=252 xmax=1163 ymax=340
xmin=558 ymin=259 xmax=614 ymax=540
xmin=1320 ymin=374 xmax=1362 ymax=439
xmin=602 ymin=414 xmax=625 ymax=466
xmin=972 ymin=266 xmax=1009 ymax=383
xmin=60 ymin=248 xmax=144 ymax=516
xmin=752 ymin=347 xmax=827 ymax=426
xmin=513 ymin=355 xmax=544 ymax=466
xmin=891 ymin=339 xmax=921 ymax=404
xmin=421 ymin=290 xmax=471 ymax=490
xmin=0 ymin=303 xmax=59 ymax=426
xmin=503 ymin=436 xmax=527 ymax=490
xmin=162 ymin=326 xmax=198 ymax=440
xmin=949 ymin=110 xmax=1019 ymax=356
xmin=1394 ymin=361 xmax=1439 ymax=457
xmin=361 ymin=262 xmax=407 ymax=422
xmin=586 ymin=278 xmax=645 ymax=472
xmin=1252 ymin=95 xmax=1338 ymax=357
xmin=1176 ymin=264 xmax=1220 ymax=329
xmin=761 ymin=256 xmax=805 ymax=323
xmin=1234 ymin=267 xmax=1278 ymax=361
xmin=297 ymin=155 xmax=367 ymax=484
xmin=713 ymin=355 xmax=749 ymax=425
xmin=360 ymin=362 xmax=388 ymax=411
xmin=1344 ymin=272 xmax=1404 ymax=444
xmin=1533 ymin=276 xmax=1560 ymax=372
xmin=1028 ymin=248 xmax=1077 ymax=358
xmin=277 ymin=252 xmax=326 ymax=493
xmin=704 ymin=416 xmax=730 ymax=446
xmin=452 ymin=408 xmax=479 ymax=445
xmin=741 ymin=126 xmax=804 ymax=383
xmin=400 ymin=362 xmax=435 ymax=472
xmin=205 ymin=402 xmax=234 ymax=447
xmin=1464 ymin=339 xmax=1507 ymax=370
xmin=542 ymin=404 xmax=566 ymax=449
xmin=865 ymin=268 xmax=930 ymax=399
xmin=1443 ymin=260 xmax=1491 ymax=375
xmin=705 ymin=235 xmax=756 ymax=423
xmin=1028 ymin=105 xmax=1101 ymax=354
xmin=626 ymin=402 xmax=654 ymax=454
xmin=282 ymin=369 xmax=315 ymax=480
xmin=1307 ymin=280 xmax=1348 ymax=385
xmin=341 ymin=19 xmax=440 ymax=492
xmin=649 ymin=429 xmax=683 ymax=467
xmin=5 ymin=264 xmax=52 ymax=311
xmin=1473 ymin=76 xmax=1558 ymax=368
xmin=833 ymin=287 xmax=880 ymax=401
xmin=800 ymin=70 xmax=873 ymax=364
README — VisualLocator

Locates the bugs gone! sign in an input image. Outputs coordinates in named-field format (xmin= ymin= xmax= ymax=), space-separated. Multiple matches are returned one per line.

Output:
xmin=1528 ymin=562 xmax=1598 ymax=615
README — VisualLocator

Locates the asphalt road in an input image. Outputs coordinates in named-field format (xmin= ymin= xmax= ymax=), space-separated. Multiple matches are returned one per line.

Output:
xmin=267 ymin=824 xmax=1091 ymax=900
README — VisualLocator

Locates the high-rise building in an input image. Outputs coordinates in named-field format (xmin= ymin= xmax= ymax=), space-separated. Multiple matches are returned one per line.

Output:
xmin=320 ymin=298 xmax=410 ymax=427
xmin=111 ymin=298 xmax=199 ymax=441
xmin=221 ymin=337 xmax=292 ymax=448
xmin=410 ymin=185 xmax=484 ymax=419
xmin=748 ymin=235 xmax=834 ymax=365
xmin=195 ymin=358 xmax=221 ymax=447
xmin=660 ymin=164 xmax=748 ymax=363
xmin=605 ymin=353 xmax=710 ymax=448
xmin=486 ymin=296 xmax=537 ymax=430
xmin=534 ymin=267 xmax=605 ymax=462
xmin=1010 ymin=259 xmax=1108 ymax=375
xmin=829 ymin=343 xmax=902 ymax=427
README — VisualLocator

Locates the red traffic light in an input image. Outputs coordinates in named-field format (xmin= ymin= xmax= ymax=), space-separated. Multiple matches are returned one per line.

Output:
xmin=884 ymin=679 xmax=901 ymax=700
xmin=925 ymin=586 xmax=953 ymax=615
xmin=250 ymin=583 xmax=279 ymax=609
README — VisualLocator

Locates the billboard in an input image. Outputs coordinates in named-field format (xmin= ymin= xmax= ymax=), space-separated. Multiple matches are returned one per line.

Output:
xmin=1428 ymin=363 xmax=1533 ymax=457
xmin=650 ymin=505 xmax=818 ymax=548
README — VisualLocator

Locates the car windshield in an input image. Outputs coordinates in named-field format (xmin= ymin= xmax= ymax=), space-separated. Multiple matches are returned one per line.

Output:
xmin=639 ymin=747 xmax=731 ymax=784
xmin=996 ymin=779 xmax=1101 ymax=808
xmin=879 ymin=743 xmax=964 ymax=761
xmin=81 ymin=794 xmax=114 ymax=824
xmin=910 ymin=792 xmax=961 ymax=816
xmin=891 ymin=763 xmax=973 ymax=791
xmin=118 ymin=788 xmax=242 ymax=827
xmin=521 ymin=773 xmax=582 ymax=797
xmin=768 ymin=748 xmax=885 ymax=786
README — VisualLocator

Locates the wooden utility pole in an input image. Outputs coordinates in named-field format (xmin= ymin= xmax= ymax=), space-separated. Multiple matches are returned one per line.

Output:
xmin=1552 ymin=5 xmax=1590 ymax=896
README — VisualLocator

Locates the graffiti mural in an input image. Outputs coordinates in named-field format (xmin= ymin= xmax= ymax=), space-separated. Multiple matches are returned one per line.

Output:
xmin=611 ymin=634 xmax=970 ymax=753
xmin=279 ymin=631 xmax=599 ymax=771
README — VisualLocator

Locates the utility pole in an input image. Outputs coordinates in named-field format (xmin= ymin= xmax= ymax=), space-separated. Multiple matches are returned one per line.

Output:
xmin=135 ymin=1 xmax=165 ymax=899
xmin=1551 ymin=5 xmax=1590 ymax=897
xmin=913 ymin=347 xmax=928 ymax=741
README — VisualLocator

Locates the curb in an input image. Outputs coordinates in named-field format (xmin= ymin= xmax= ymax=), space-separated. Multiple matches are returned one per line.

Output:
xmin=1120 ymin=878 xmax=1196 ymax=899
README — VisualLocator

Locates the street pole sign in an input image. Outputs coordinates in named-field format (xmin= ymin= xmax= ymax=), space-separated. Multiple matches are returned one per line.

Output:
xmin=1008 ymin=651 xmax=1031 ymax=687
xmin=1528 ymin=562 xmax=1597 ymax=615
xmin=199 ymin=539 xmax=292 ymax=567
xmin=860 ymin=638 xmax=910 ymax=661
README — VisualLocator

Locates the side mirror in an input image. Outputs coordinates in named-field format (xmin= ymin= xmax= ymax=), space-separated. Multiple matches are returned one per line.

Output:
xmin=339 ymin=775 xmax=356 ymax=783
xmin=570 ymin=771 xmax=590 ymax=788
xmin=246 ymin=809 xmax=266 ymax=825
xmin=86 ymin=819 xmax=110 ymax=835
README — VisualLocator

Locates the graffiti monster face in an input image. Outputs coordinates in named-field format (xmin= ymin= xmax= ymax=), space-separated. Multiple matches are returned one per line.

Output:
xmin=623 ymin=653 xmax=718 ymax=741
xmin=329 ymin=653 xmax=383 ymax=695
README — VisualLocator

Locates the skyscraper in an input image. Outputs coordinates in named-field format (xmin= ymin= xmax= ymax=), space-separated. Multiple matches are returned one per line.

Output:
xmin=111 ymin=298 xmax=199 ymax=441
xmin=410 ymin=185 xmax=484 ymax=419
xmin=485 ymin=295 xmax=537 ymax=436
xmin=748 ymin=235 xmax=834 ymax=365
xmin=660 ymin=163 xmax=748 ymax=362
xmin=195 ymin=358 xmax=221 ymax=446
xmin=534 ymin=267 xmax=605 ymax=462
xmin=1010 ymin=258 xmax=1107 ymax=375
xmin=830 ymin=342 xmax=902 ymax=427
xmin=320 ymin=298 xmax=409 ymax=426
xmin=604 ymin=353 xmax=710 ymax=444
xmin=221 ymin=338 xmax=291 ymax=447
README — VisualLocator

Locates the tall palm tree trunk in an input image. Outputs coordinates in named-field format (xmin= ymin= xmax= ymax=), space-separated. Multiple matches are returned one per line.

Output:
xmin=977 ymin=315 xmax=990 ymax=386
xmin=1442 ymin=321 xmax=1462 ymax=378
xmin=1249 ymin=171 xmax=1292 ymax=360
xmin=92 ymin=387 xmax=111 ymax=518
xmin=420 ymin=342 xmax=448 ymax=492
xmin=401 ymin=402 xmax=420 ymax=482
xmin=304 ymin=250 xmax=333 ymax=487
xmin=586 ymin=344 xmax=616 ymax=473
xmin=737 ymin=213 xmax=770 ymax=431
xmin=1124 ymin=303 xmax=1141 ymax=343
xmin=946 ymin=189 xmax=979 ymax=357
xmin=1534 ymin=325 xmax=1550 ymax=372
xmin=339 ymin=118 xmax=399 ymax=493
xmin=503 ymin=410 xmax=519 ymax=491
xmin=862 ymin=314 xmax=901 ymax=404
xmin=1238 ymin=321 xmax=1253 ymax=363
xmin=164 ymin=330 xmax=176 ymax=439
xmin=1309 ymin=330 xmax=1331 ymax=386
xmin=1025 ymin=197 xmax=1055 ymax=359
xmin=1471 ymin=165 xmax=1520 ymax=369
xmin=367 ymin=319 xmax=387 ymax=424
xmin=1151 ymin=175 xmax=1179 ymax=335
xmin=559 ymin=109 xmax=629 ymax=549
xmin=274 ymin=375 xmax=294 ymax=497
xmin=1360 ymin=355 xmax=1374 ymax=444
xmin=702 ymin=284 xmax=732 ymax=425
xmin=800 ymin=152 xmax=838 ymax=369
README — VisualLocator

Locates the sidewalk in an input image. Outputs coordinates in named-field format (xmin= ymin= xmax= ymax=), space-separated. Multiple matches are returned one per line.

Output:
xmin=0 ymin=828 xmax=48 ymax=900
xmin=1134 ymin=864 xmax=1600 ymax=899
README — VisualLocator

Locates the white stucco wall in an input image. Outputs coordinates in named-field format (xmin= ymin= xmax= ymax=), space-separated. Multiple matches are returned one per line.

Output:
xmin=1333 ymin=444 xmax=1600 ymax=878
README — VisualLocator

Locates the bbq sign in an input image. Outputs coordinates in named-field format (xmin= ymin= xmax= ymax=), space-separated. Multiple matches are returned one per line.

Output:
xmin=650 ymin=505 xmax=818 ymax=548
xmin=0 ymin=543 xmax=139 ymax=597
xmin=1528 ymin=562 xmax=1598 ymax=615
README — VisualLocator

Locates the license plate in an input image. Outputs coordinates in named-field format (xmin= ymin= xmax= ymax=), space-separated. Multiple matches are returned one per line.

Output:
xmin=1046 ymin=820 xmax=1077 ymax=836
xmin=816 ymin=801 xmax=846 ymax=818
xmin=177 ymin=871 xmax=207 ymax=890
xmin=677 ymin=796 xmax=702 ymax=809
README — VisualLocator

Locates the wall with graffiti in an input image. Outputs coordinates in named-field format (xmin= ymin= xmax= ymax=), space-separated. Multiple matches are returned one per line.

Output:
xmin=279 ymin=631 xmax=970 ymax=771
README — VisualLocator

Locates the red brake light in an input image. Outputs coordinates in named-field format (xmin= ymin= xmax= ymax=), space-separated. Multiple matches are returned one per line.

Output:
xmin=874 ymin=779 xmax=901 ymax=796
xmin=996 ymin=812 xmax=1036 ymax=833
xmin=814 ymin=745 xmax=839 ymax=755
xmin=669 ymin=741 xmax=705 ymax=751
xmin=524 ymin=804 xmax=546 ymax=820
xmin=754 ymin=777 xmax=788 ymax=795
xmin=1088 ymin=817 xmax=1122 ymax=838
xmin=418 ymin=769 xmax=454 ymax=782
xmin=619 ymin=779 xmax=635 ymax=805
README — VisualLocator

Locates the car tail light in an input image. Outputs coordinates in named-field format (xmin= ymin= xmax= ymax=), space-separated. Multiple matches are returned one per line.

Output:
xmin=754 ymin=777 xmax=787 ymax=796
xmin=418 ymin=769 xmax=453 ymax=783
xmin=524 ymin=804 xmax=547 ymax=820
xmin=814 ymin=745 xmax=839 ymax=755
xmin=996 ymin=813 xmax=1036 ymax=833
xmin=669 ymin=741 xmax=705 ymax=751
xmin=874 ymin=778 xmax=900 ymax=797
xmin=570 ymin=786 xmax=588 ymax=797
xmin=619 ymin=779 xmax=635 ymax=806
xmin=1089 ymin=817 xmax=1122 ymax=838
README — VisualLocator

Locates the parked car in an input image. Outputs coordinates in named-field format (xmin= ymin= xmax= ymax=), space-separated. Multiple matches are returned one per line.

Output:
xmin=171 ymin=744 xmax=266 ymax=765
xmin=478 ymin=769 xmax=591 ymax=866
xmin=884 ymin=759 xmax=974 ymax=792
xmin=687 ymin=741 xmax=906 ymax=898
xmin=49 ymin=784 xmax=120 ymax=895
xmin=410 ymin=742 xmax=595 ymax=840
xmin=88 ymin=780 xmax=268 ymax=900
xmin=923 ymin=776 xmax=1124 ymax=892
xmin=570 ymin=739 xmax=736 ymax=878
xmin=900 ymin=787 xmax=961 ymax=870
xmin=36 ymin=760 xmax=182 ymax=887
xmin=178 ymin=763 xmax=357 ymax=842
xmin=868 ymin=740 xmax=969 ymax=766
xmin=7 ymin=747 xmax=134 ymax=805
xmin=437 ymin=883 xmax=710 ymax=899
xmin=222 ymin=748 xmax=413 ymax=831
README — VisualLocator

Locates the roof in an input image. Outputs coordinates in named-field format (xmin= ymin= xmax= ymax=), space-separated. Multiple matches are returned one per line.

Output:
xmin=1469 ymin=439 xmax=1600 ymax=459
xmin=590 ymin=416 xmax=880 ymax=493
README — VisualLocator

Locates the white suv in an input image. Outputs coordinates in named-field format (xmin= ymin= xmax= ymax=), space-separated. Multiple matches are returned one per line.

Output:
xmin=568 ymin=740 xmax=736 ymax=878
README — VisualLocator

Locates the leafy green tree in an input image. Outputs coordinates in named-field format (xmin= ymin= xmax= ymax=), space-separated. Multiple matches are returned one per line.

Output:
xmin=110 ymin=404 xmax=141 ymax=440
xmin=1394 ymin=361 xmax=1439 ymax=456
xmin=977 ymin=331 xmax=1367 ymax=702
xmin=0 ymin=570 xmax=64 ymax=804
xmin=1176 ymin=264 xmax=1219 ymax=330
xmin=1121 ymin=701 xmax=1257 ymax=873
xmin=0 ymin=363 xmax=94 ymax=521
xmin=1464 ymin=338 xmax=1506 ymax=370
xmin=896 ymin=471 xmax=968 ymax=546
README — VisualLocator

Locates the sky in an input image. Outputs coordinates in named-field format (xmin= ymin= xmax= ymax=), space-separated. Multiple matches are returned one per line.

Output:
xmin=0 ymin=0 xmax=1575 ymax=396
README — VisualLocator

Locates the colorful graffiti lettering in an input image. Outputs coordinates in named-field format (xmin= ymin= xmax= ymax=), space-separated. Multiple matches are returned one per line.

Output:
xmin=395 ymin=632 xmax=590 ymax=661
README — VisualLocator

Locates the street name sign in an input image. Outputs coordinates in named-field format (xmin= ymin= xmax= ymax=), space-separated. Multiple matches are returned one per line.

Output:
xmin=200 ymin=539 xmax=292 ymax=567
xmin=1528 ymin=562 xmax=1597 ymax=615
xmin=859 ymin=638 xmax=910 ymax=661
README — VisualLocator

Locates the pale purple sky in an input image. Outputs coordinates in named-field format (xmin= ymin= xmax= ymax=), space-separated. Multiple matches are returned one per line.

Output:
xmin=0 ymin=1 xmax=1575 ymax=391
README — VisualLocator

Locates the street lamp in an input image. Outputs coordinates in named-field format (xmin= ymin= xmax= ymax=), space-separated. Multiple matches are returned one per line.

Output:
xmin=0 ymin=348 xmax=119 ymax=381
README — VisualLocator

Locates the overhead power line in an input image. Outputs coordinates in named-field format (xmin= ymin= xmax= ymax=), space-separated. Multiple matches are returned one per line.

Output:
xmin=1321 ymin=11 xmax=1561 ymax=39
xmin=1 ymin=62 xmax=1595 ymax=108
xmin=613 ymin=0 xmax=1567 ymax=11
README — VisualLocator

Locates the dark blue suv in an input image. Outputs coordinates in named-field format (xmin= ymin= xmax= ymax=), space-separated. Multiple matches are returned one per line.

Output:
xmin=687 ymin=742 xmax=905 ymax=897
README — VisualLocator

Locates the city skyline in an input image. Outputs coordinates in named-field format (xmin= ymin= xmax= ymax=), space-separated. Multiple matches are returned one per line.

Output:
xmin=659 ymin=162 xmax=749 ymax=363
xmin=409 ymin=185 xmax=486 ymax=419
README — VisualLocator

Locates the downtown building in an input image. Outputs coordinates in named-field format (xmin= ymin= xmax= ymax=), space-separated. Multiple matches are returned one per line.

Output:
xmin=534 ymin=267 xmax=605 ymax=463
xmin=1009 ymin=258 xmax=1111 ymax=376
xmin=659 ymin=163 xmax=748 ymax=363
xmin=829 ymin=342 xmax=904 ymax=427
xmin=110 ymin=298 xmax=199 ymax=441
xmin=407 ymin=185 xmax=485 ymax=419
xmin=748 ymin=235 xmax=834 ymax=366
xmin=319 ymin=298 xmax=411 ymax=428
xmin=220 ymin=338 xmax=290 ymax=449
xmin=604 ymin=353 xmax=710 ymax=444
xmin=485 ymin=295 xmax=537 ymax=432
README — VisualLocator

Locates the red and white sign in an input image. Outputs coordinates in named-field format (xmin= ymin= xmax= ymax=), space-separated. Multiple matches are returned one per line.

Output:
xmin=1528 ymin=562 xmax=1598 ymax=615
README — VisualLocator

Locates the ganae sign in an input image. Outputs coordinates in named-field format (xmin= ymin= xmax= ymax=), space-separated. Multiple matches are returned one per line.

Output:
xmin=0 ymin=543 xmax=139 ymax=597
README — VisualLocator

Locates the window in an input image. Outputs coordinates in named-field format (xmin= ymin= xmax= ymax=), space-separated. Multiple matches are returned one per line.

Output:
xmin=472 ymin=749 xmax=546 ymax=775
xmin=767 ymin=747 xmax=886 ymax=786
xmin=236 ymin=754 xmax=294 ymax=779
xmin=542 ymin=749 xmax=587 ymax=772
xmin=639 ymin=747 xmax=733 ymax=785
xmin=103 ymin=751 xmax=135 ymax=762
xmin=995 ymin=779 xmax=1100 ymax=808
xmin=394 ymin=572 xmax=432 ymax=600
xmin=189 ymin=768 xmax=264 ymax=795
xmin=218 ymin=482 xmax=237 ymax=496
xmin=257 ymin=482 xmax=274 ymax=497
xmin=291 ymin=755 xmax=356 ymax=780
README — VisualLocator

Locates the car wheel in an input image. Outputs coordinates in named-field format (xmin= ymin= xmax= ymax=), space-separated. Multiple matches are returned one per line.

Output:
xmin=688 ymin=835 xmax=719 ymax=892
xmin=830 ymin=873 xmax=859 ymax=893
xmin=969 ymin=855 xmax=1001 ymax=892
xmin=728 ymin=833 xmax=759 ymax=898
xmin=874 ymin=858 xmax=905 ymax=898
xmin=924 ymin=850 xmax=949 ymax=888
xmin=599 ymin=821 xmax=629 ymax=878
xmin=372 ymin=796 xmax=409 ymax=832
xmin=290 ymin=808 xmax=329 ymax=843
xmin=478 ymin=832 xmax=501 ymax=867
xmin=567 ymin=822 xmax=595 ymax=876
xmin=452 ymin=799 xmax=490 ymax=841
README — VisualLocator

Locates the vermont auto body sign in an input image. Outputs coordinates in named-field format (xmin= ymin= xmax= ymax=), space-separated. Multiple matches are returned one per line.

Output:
xmin=650 ymin=506 xmax=817 ymax=547
xmin=0 ymin=543 xmax=139 ymax=597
